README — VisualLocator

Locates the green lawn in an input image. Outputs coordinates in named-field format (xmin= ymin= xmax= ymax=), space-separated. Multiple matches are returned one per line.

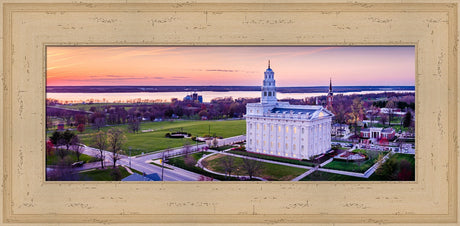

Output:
xmin=204 ymin=154 xmax=307 ymax=181
xmin=322 ymin=151 xmax=387 ymax=173
xmin=228 ymin=150 xmax=317 ymax=167
xmin=300 ymin=171 xmax=370 ymax=181
xmin=301 ymin=153 xmax=414 ymax=181
xmin=56 ymin=103 xmax=130 ymax=111
xmin=78 ymin=166 xmax=131 ymax=181
xmin=167 ymin=152 xmax=243 ymax=181
xmin=75 ymin=120 xmax=246 ymax=156
xmin=46 ymin=149 xmax=98 ymax=165
xmin=213 ymin=145 xmax=235 ymax=151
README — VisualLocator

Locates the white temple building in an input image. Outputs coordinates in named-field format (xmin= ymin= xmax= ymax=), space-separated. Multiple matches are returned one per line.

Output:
xmin=245 ymin=61 xmax=334 ymax=160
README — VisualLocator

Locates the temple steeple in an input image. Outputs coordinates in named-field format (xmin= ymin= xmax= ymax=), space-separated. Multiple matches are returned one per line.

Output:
xmin=261 ymin=60 xmax=277 ymax=105
xmin=327 ymin=78 xmax=333 ymax=109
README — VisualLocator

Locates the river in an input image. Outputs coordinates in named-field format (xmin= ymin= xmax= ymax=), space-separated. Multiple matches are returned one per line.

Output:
xmin=46 ymin=90 xmax=414 ymax=103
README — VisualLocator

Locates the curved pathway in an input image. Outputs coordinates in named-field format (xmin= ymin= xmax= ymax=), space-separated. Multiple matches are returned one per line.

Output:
xmin=196 ymin=152 xmax=268 ymax=181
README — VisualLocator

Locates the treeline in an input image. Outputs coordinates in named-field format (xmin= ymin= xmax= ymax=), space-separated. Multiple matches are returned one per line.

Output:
xmin=46 ymin=97 xmax=260 ymax=130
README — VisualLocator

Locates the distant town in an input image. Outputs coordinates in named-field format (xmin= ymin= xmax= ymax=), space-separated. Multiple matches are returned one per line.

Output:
xmin=46 ymin=63 xmax=415 ymax=182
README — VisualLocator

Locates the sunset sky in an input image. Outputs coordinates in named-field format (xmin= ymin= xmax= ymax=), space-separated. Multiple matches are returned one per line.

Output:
xmin=46 ymin=46 xmax=415 ymax=87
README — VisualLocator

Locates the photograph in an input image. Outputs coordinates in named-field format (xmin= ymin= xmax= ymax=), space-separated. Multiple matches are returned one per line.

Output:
xmin=45 ymin=46 xmax=416 ymax=182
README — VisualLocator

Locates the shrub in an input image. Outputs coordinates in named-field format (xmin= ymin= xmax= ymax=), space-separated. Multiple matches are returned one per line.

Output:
xmin=165 ymin=133 xmax=171 ymax=138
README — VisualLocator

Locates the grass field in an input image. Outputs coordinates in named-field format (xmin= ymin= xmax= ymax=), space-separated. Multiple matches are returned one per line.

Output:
xmin=78 ymin=166 xmax=131 ymax=181
xmin=166 ymin=152 xmax=243 ymax=181
xmin=322 ymin=151 xmax=387 ymax=173
xmin=73 ymin=120 xmax=246 ymax=156
xmin=228 ymin=150 xmax=317 ymax=167
xmin=301 ymin=153 xmax=415 ymax=181
xmin=56 ymin=103 xmax=131 ymax=111
xmin=46 ymin=149 xmax=98 ymax=165
xmin=204 ymin=154 xmax=307 ymax=181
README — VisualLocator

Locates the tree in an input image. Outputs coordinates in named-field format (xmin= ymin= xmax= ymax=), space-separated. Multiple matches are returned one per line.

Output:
xmin=242 ymin=157 xmax=262 ymax=180
xmin=380 ymin=113 xmax=388 ymax=126
xmin=184 ymin=155 xmax=197 ymax=167
xmin=221 ymin=156 xmax=235 ymax=178
xmin=182 ymin=143 xmax=192 ymax=156
xmin=346 ymin=97 xmax=364 ymax=136
xmin=368 ymin=105 xmax=379 ymax=127
xmin=375 ymin=154 xmax=397 ymax=180
xmin=49 ymin=131 xmax=62 ymax=146
xmin=92 ymin=131 xmax=108 ymax=169
xmin=403 ymin=111 xmax=412 ymax=128
xmin=75 ymin=114 xmax=87 ymax=125
xmin=77 ymin=123 xmax=85 ymax=133
xmin=107 ymin=128 xmax=127 ymax=168
xmin=70 ymin=135 xmax=83 ymax=161
xmin=93 ymin=117 xmax=106 ymax=131
xmin=50 ymin=130 xmax=76 ymax=151
xmin=46 ymin=140 xmax=54 ymax=156
xmin=62 ymin=130 xmax=76 ymax=151
xmin=128 ymin=118 xmax=140 ymax=133
xmin=385 ymin=100 xmax=396 ymax=126
xmin=397 ymin=159 xmax=414 ymax=180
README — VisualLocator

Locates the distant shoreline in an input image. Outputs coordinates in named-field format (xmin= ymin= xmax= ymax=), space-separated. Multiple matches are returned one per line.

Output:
xmin=47 ymin=86 xmax=415 ymax=93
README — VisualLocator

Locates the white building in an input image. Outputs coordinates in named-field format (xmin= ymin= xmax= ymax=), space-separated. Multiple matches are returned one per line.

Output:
xmin=332 ymin=123 xmax=350 ymax=137
xmin=245 ymin=62 xmax=334 ymax=160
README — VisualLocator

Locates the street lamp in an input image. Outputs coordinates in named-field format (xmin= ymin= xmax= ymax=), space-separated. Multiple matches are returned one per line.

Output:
xmin=161 ymin=151 xmax=165 ymax=181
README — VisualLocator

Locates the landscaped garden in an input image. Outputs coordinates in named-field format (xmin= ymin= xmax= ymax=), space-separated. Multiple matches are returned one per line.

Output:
xmin=203 ymin=154 xmax=307 ymax=181
xmin=301 ymin=153 xmax=415 ymax=181
xmin=228 ymin=150 xmax=317 ymax=167
xmin=166 ymin=152 xmax=243 ymax=181
xmin=322 ymin=150 xmax=388 ymax=173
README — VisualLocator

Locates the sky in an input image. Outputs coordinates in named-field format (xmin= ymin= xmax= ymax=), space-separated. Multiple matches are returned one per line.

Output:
xmin=46 ymin=46 xmax=415 ymax=87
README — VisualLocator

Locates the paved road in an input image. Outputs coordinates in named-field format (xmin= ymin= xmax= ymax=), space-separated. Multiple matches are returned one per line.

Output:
xmin=79 ymin=135 xmax=246 ymax=181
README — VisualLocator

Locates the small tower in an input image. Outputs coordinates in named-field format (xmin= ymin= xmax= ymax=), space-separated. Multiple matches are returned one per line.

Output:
xmin=261 ymin=60 xmax=277 ymax=105
xmin=326 ymin=78 xmax=333 ymax=109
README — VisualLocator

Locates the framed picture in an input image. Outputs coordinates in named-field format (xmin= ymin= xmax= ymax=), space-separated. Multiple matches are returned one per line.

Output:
xmin=45 ymin=45 xmax=415 ymax=183
xmin=1 ymin=1 xmax=458 ymax=224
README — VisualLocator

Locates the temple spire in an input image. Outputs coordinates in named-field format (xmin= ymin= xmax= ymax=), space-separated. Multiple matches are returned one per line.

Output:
xmin=329 ymin=77 xmax=332 ymax=92
xmin=268 ymin=60 xmax=270 ymax=69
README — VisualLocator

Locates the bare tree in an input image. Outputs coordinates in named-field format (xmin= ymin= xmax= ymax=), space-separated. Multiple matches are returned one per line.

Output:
xmin=385 ymin=101 xmax=395 ymax=126
xmin=369 ymin=105 xmax=379 ymax=127
xmin=93 ymin=117 xmax=106 ymax=131
xmin=128 ymin=118 xmax=140 ymax=133
xmin=92 ymin=131 xmax=108 ymax=169
xmin=221 ymin=155 xmax=235 ymax=178
xmin=70 ymin=135 xmax=84 ymax=161
xmin=380 ymin=113 xmax=388 ymax=126
xmin=107 ymin=128 xmax=127 ymax=168
xmin=184 ymin=155 xmax=197 ymax=166
xmin=242 ymin=157 xmax=262 ymax=180
xmin=183 ymin=143 xmax=192 ymax=156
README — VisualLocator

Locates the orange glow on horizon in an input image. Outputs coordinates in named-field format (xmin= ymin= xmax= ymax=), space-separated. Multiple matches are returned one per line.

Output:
xmin=47 ymin=46 xmax=415 ymax=86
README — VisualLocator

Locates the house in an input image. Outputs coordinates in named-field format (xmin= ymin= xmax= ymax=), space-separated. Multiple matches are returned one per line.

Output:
xmin=331 ymin=123 xmax=350 ymax=136
xmin=360 ymin=127 xmax=395 ymax=140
